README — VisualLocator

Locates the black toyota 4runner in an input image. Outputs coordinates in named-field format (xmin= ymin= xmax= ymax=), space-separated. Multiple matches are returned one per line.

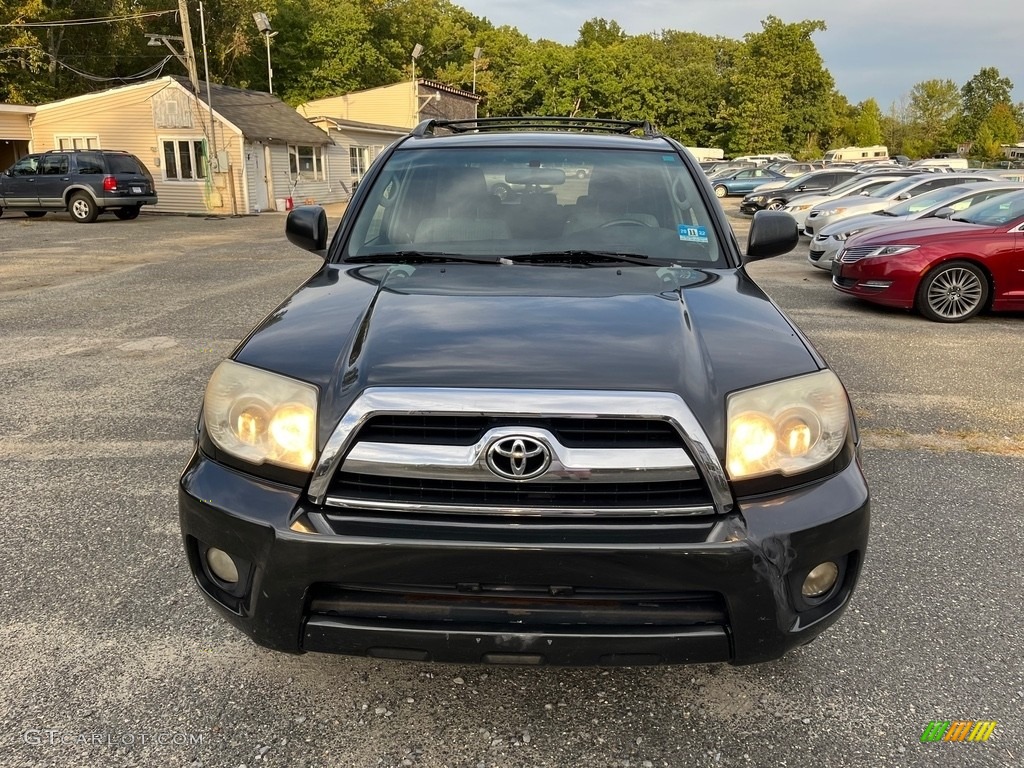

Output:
xmin=0 ymin=149 xmax=157 ymax=222
xmin=179 ymin=117 xmax=869 ymax=666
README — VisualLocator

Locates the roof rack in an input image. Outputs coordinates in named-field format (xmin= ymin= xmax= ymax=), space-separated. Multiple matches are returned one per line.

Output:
xmin=411 ymin=116 xmax=660 ymax=138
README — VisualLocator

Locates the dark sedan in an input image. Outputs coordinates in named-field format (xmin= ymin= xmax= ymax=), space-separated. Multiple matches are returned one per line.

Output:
xmin=832 ymin=189 xmax=1024 ymax=322
xmin=740 ymin=169 xmax=862 ymax=214
xmin=707 ymin=167 xmax=787 ymax=198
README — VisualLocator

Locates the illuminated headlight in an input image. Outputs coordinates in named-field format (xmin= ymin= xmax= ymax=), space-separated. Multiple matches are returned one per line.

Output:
xmin=726 ymin=370 xmax=849 ymax=480
xmin=867 ymin=244 xmax=919 ymax=257
xmin=204 ymin=360 xmax=318 ymax=471
xmin=834 ymin=228 xmax=863 ymax=241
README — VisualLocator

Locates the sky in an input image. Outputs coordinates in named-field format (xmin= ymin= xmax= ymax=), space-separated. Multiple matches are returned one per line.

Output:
xmin=458 ymin=0 xmax=1023 ymax=109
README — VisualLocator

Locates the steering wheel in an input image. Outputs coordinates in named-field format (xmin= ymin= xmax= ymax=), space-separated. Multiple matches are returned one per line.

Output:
xmin=600 ymin=217 xmax=654 ymax=229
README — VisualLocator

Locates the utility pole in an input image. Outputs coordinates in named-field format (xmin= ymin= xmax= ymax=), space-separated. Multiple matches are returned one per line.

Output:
xmin=176 ymin=0 xmax=201 ymax=94
xmin=197 ymin=2 xmax=218 ymax=175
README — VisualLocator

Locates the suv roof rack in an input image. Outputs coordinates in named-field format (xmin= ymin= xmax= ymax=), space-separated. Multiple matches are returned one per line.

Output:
xmin=412 ymin=116 xmax=660 ymax=138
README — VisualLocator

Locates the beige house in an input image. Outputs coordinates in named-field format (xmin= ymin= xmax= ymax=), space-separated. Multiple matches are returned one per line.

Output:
xmin=296 ymin=79 xmax=479 ymax=131
xmin=27 ymin=76 xmax=338 ymax=214
xmin=0 ymin=104 xmax=34 ymax=169
xmin=303 ymin=117 xmax=408 ymax=193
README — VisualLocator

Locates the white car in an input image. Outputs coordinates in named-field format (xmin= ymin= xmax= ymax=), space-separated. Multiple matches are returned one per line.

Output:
xmin=807 ymin=181 xmax=1024 ymax=269
xmin=803 ymin=173 xmax=989 ymax=236
xmin=783 ymin=173 xmax=915 ymax=230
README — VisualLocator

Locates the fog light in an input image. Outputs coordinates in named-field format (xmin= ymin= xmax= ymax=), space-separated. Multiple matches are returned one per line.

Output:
xmin=802 ymin=562 xmax=839 ymax=597
xmin=860 ymin=280 xmax=893 ymax=289
xmin=206 ymin=547 xmax=239 ymax=584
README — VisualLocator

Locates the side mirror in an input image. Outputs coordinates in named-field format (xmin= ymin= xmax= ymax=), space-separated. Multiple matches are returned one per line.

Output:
xmin=931 ymin=206 xmax=955 ymax=219
xmin=745 ymin=210 xmax=798 ymax=263
xmin=285 ymin=205 xmax=328 ymax=254
xmin=896 ymin=192 xmax=912 ymax=201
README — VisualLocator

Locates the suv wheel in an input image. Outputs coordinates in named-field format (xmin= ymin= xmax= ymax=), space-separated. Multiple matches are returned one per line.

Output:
xmin=69 ymin=192 xmax=98 ymax=223
xmin=114 ymin=206 xmax=141 ymax=220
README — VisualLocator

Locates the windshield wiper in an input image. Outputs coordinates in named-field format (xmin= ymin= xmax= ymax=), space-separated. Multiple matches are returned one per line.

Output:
xmin=507 ymin=250 xmax=659 ymax=267
xmin=949 ymin=216 xmax=973 ymax=223
xmin=876 ymin=210 xmax=897 ymax=216
xmin=346 ymin=251 xmax=500 ymax=264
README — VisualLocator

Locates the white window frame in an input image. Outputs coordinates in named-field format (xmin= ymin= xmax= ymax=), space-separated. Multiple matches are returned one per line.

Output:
xmin=289 ymin=145 xmax=324 ymax=180
xmin=56 ymin=135 xmax=100 ymax=151
xmin=160 ymin=138 xmax=208 ymax=182
xmin=349 ymin=145 xmax=371 ymax=181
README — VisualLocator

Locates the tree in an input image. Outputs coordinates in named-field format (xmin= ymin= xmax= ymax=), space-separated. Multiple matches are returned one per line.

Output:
xmin=724 ymin=17 xmax=835 ymax=155
xmin=972 ymin=102 xmax=1022 ymax=159
xmin=959 ymin=67 xmax=1014 ymax=142
xmin=903 ymin=79 xmax=960 ymax=157
xmin=852 ymin=98 xmax=883 ymax=145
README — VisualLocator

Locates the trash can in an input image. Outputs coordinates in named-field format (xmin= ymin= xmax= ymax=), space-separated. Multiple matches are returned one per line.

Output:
xmin=274 ymin=198 xmax=287 ymax=211
xmin=285 ymin=196 xmax=294 ymax=210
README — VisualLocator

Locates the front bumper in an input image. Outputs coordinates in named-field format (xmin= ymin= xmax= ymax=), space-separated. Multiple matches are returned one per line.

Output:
xmin=179 ymin=451 xmax=869 ymax=666
xmin=739 ymin=200 xmax=763 ymax=215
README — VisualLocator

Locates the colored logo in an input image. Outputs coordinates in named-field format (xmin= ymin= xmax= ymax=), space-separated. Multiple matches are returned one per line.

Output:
xmin=920 ymin=720 xmax=997 ymax=742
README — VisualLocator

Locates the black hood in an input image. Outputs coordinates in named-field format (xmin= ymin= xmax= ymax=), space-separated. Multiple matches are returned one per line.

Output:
xmin=234 ymin=263 xmax=820 ymax=456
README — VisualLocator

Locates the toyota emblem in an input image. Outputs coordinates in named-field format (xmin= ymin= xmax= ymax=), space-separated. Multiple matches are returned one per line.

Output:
xmin=485 ymin=436 xmax=551 ymax=480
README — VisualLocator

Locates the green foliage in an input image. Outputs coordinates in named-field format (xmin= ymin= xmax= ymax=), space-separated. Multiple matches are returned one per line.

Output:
xmin=959 ymin=67 xmax=1014 ymax=143
xmin=852 ymin=99 xmax=883 ymax=145
xmin=903 ymin=79 xmax=961 ymax=157
xmin=972 ymin=102 xmax=1021 ymax=159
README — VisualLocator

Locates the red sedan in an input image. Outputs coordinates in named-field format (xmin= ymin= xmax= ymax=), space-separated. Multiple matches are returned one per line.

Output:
xmin=831 ymin=189 xmax=1024 ymax=322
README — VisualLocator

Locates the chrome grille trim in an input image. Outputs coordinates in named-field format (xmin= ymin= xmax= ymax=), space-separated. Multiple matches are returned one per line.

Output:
xmin=322 ymin=496 xmax=717 ymax=517
xmin=838 ymin=245 xmax=877 ymax=263
xmin=308 ymin=388 xmax=733 ymax=513
xmin=341 ymin=426 xmax=698 ymax=484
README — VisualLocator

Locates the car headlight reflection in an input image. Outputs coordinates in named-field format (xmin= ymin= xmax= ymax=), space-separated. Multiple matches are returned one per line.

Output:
xmin=205 ymin=360 xmax=318 ymax=471
xmin=726 ymin=371 xmax=849 ymax=480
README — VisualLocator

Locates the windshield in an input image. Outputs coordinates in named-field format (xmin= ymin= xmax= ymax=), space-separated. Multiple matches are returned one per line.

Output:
xmin=344 ymin=146 xmax=724 ymax=265
xmin=886 ymin=185 xmax=964 ymax=216
xmin=867 ymin=176 xmax=923 ymax=198
xmin=953 ymin=189 xmax=1024 ymax=225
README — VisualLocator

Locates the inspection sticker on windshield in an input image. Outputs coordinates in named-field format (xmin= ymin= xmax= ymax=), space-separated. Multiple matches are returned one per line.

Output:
xmin=678 ymin=225 xmax=709 ymax=243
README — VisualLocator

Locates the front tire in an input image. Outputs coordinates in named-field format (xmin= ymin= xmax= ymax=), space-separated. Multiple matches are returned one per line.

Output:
xmin=766 ymin=200 xmax=784 ymax=210
xmin=114 ymin=206 xmax=141 ymax=220
xmin=69 ymin=192 xmax=98 ymax=223
xmin=915 ymin=260 xmax=988 ymax=323
xmin=714 ymin=185 xmax=727 ymax=198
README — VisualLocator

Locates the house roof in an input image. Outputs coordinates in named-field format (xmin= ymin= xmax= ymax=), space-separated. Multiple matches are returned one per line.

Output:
xmin=171 ymin=76 xmax=331 ymax=146
xmin=311 ymin=116 xmax=409 ymax=136
xmin=417 ymin=79 xmax=481 ymax=102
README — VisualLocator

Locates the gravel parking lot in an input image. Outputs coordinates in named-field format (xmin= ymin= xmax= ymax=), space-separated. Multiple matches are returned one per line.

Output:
xmin=1 ymin=203 xmax=1022 ymax=767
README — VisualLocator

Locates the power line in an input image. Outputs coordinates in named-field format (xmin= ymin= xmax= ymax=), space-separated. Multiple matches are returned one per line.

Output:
xmin=0 ymin=10 xmax=177 ymax=28
xmin=1 ymin=46 xmax=175 ymax=83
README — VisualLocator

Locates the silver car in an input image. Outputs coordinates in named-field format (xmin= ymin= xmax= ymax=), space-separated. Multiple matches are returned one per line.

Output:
xmin=807 ymin=181 xmax=1024 ymax=269
xmin=803 ymin=173 xmax=989 ymax=236
xmin=783 ymin=173 xmax=916 ymax=231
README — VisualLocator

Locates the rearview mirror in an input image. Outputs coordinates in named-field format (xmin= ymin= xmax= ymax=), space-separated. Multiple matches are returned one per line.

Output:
xmin=505 ymin=168 xmax=566 ymax=185
xmin=285 ymin=205 xmax=328 ymax=254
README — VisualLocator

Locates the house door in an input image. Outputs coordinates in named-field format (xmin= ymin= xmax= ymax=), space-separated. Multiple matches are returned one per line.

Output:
xmin=250 ymin=142 xmax=270 ymax=212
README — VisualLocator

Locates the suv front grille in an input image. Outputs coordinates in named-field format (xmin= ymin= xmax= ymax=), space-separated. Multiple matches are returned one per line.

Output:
xmin=329 ymin=471 xmax=713 ymax=510
xmin=357 ymin=415 xmax=683 ymax=448
xmin=307 ymin=582 xmax=728 ymax=630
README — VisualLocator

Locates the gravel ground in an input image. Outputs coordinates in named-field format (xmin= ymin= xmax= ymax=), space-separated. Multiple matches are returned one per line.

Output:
xmin=0 ymin=202 xmax=1021 ymax=767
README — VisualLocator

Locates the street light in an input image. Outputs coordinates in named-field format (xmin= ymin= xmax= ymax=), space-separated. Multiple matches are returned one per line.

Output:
xmin=472 ymin=46 xmax=482 ymax=94
xmin=252 ymin=12 xmax=278 ymax=94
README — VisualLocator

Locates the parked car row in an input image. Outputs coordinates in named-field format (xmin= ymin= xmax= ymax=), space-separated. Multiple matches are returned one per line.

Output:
xmin=831 ymin=188 xmax=1024 ymax=322
xmin=746 ymin=167 xmax=1024 ymax=323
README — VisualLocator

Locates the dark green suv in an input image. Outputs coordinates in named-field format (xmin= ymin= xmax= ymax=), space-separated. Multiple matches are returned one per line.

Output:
xmin=0 ymin=149 xmax=157 ymax=223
